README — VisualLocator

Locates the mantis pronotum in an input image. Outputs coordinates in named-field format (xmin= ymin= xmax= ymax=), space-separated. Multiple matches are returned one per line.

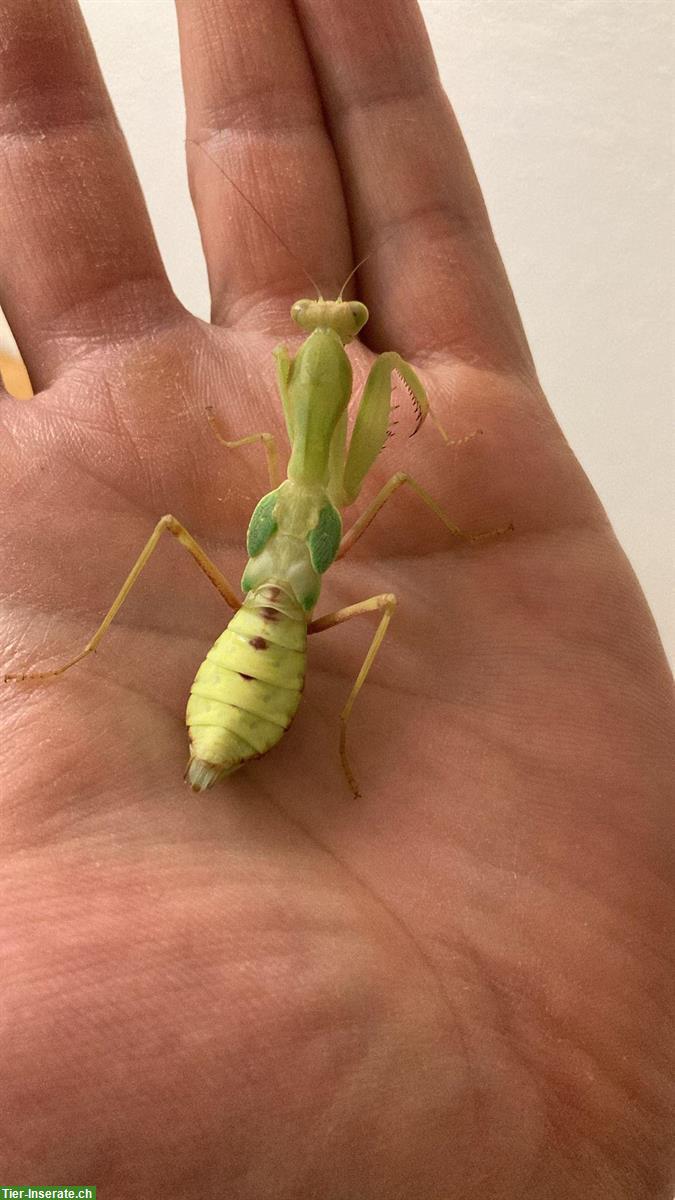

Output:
xmin=6 ymin=151 xmax=510 ymax=797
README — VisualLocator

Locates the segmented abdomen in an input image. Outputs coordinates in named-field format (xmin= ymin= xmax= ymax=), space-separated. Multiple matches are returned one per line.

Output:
xmin=185 ymin=583 xmax=307 ymax=792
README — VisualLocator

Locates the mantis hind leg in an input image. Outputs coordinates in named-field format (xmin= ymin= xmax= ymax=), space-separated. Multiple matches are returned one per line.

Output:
xmin=206 ymin=406 xmax=281 ymax=488
xmin=308 ymin=593 xmax=397 ymax=799
xmin=5 ymin=515 xmax=240 ymax=683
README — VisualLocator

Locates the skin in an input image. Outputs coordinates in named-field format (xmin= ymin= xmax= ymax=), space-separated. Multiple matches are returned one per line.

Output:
xmin=0 ymin=1 xmax=672 ymax=1196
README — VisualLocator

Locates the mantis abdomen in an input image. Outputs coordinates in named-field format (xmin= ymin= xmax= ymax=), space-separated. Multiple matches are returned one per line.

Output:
xmin=186 ymin=583 xmax=307 ymax=791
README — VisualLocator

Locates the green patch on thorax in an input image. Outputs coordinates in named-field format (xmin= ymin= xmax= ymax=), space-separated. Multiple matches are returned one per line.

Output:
xmin=307 ymin=503 xmax=342 ymax=574
xmin=246 ymin=489 xmax=280 ymax=557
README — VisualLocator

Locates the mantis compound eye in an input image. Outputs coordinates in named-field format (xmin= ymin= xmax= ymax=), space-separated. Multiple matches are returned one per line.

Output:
xmin=347 ymin=301 xmax=368 ymax=336
xmin=291 ymin=299 xmax=312 ymax=326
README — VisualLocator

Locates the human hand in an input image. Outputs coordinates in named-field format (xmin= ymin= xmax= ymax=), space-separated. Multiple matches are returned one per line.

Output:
xmin=1 ymin=1 xmax=673 ymax=1196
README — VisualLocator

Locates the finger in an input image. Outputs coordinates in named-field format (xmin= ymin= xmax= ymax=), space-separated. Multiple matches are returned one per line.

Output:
xmin=294 ymin=0 xmax=533 ymax=372
xmin=0 ymin=0 xmax=176 ymax=390
xmin=175 ymin=0 xmax=353 ymax=327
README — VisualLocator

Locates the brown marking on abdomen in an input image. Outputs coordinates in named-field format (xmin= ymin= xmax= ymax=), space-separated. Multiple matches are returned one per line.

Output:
xmin=259 ymin=606 xmax=280 ymax=621
xmin=249 ymin=636 xmax=268 ymax=650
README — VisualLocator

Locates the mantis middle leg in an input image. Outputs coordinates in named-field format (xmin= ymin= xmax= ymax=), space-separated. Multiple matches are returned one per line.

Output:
xmin=5 ymin=515 xmax=240 ymax=682
xmin=338 ymin=471 xmax=513 ymax=558
xmin=308 ymin=593 xmax=397 ymax=798
xmin=206 ymin=406 xmax=281 ymax=489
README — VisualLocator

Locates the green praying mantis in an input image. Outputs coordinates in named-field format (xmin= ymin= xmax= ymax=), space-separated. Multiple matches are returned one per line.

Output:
xmin=5 ymin=146 xmax=511 ymax=797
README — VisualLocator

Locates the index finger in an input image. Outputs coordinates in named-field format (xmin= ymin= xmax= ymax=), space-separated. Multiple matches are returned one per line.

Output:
xmin=0 ymin=0 xmax=175 ymax=390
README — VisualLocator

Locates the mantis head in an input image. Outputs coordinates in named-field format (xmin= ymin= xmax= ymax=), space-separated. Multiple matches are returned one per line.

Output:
xmin=291 ymin=299 xmax=368 ymax=345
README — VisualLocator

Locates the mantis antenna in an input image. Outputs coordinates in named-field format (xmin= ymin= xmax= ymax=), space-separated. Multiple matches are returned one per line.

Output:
xmin=337 ymin=253 xmax=371 ymax=301
xmin=336 ymin=228 xmax=401 ymax=301
xmin=190 ymin=137 xmax=404 ymax=313
xmin=187 ymin=137 xmax=323 ymax=301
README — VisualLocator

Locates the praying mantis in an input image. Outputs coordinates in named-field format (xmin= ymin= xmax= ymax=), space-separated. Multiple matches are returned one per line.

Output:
xmin=5 ymin=151 xmax=511 ymax=797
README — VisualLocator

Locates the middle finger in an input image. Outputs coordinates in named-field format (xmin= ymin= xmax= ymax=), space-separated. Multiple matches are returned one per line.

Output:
xmin=175 ymin=0 xmax=354 ymax=327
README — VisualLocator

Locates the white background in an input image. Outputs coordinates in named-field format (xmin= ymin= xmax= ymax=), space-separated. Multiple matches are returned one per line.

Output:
xmin=2 ymin=0 xmax=672 ymax=662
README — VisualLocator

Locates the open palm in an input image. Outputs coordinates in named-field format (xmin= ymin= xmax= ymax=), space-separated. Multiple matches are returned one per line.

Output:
xmin=1 ymin=2 xmax=672 ymax=1197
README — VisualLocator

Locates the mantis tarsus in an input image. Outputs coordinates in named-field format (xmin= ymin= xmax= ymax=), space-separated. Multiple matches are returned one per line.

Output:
xmin=6 ymin=151 xmax=511 ymax=797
